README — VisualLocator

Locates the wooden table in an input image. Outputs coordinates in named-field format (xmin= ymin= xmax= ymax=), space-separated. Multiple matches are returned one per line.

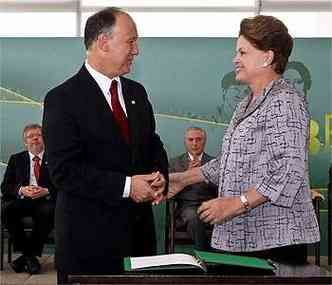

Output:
xmin=68 ymin=262 xmax=331 ymax=284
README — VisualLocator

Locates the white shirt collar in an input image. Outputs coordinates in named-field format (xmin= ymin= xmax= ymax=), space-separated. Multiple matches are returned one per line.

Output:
xmin=85 ymin=60 xmax=120 ymax=97
xmin=188 ymin=152 xmax=203 ymax=161
xmin=29 ymin=151 xmax=44 ymax=161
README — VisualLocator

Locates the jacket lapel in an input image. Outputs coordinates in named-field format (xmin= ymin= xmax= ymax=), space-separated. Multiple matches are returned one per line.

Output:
xmin=121 ymin=77 xmax=138 ymax=150
xmin=232 ymin=80 xmax=276 ymax=128
xmin=78 ymin=66 xmax=128 ymax=144
xmin=201 ymin=153 xmax=209 ymax=165
xmin=39 ymin=157 xmax=48 ymax=185
xmin=180 ymin=153 xmax=189 ymax=171
xmin=22 ymin=152 xmax=30 ymax=185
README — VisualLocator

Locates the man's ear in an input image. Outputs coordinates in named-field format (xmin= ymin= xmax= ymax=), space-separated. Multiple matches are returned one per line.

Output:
xmin=96 ymin=33 xmax=111 ymax=52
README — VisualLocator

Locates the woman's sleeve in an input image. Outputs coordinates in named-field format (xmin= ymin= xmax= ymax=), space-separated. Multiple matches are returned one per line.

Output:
xmin=200 ymin=155 xmax=221 ymax=186
xmin=256 ymin=90 xmax=309 ymax=207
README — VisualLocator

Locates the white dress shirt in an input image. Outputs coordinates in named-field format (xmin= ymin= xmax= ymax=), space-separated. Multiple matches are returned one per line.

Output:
xmin=19 ymin=151 xmax=48 ymax=198
xmin=85 ymin=61 xmax=131 ymax=198
xmin=188 ymin=152 xmax=203 ymax=162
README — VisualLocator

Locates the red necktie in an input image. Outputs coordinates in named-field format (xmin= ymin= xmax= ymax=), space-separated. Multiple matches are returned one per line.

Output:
xmin=110 ymin=80 xmax=130 ymax=144
xmin=33 ymin=156 xmax=41 ymax=183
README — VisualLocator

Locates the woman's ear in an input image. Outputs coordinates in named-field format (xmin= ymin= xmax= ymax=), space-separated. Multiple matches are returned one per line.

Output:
xmin=265 ymin=50 xmax=275 ymax=65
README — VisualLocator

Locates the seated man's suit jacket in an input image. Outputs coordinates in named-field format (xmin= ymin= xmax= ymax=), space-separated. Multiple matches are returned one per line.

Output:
xmin=1 ymin=150 xmax=56 ymax=203
xmin=169 ymin=152 xmax=217 ymax=207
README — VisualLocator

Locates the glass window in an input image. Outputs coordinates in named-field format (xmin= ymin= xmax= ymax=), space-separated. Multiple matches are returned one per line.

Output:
xmin=0 ymin=12 xmax=76 ymax=37
xmin=0 ymin=1 xmax=331 ymax=37
xmin=82 ymin=11 xmax=254 ymax=37
xmin=82 ymin=0 xmax=255 ymax=8
xmin=260 ymin=12 xmax=332 ymax=37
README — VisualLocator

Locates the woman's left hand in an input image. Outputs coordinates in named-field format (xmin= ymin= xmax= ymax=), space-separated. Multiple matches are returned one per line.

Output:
xmin=197 ymin=197 xmax=242 ymax=225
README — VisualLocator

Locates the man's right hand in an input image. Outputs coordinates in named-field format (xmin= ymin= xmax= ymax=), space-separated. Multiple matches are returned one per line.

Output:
xmin=188 ymin=159 xmax=200 ymax=169
xmin=130 ymin=173 xmax=160 ymax=203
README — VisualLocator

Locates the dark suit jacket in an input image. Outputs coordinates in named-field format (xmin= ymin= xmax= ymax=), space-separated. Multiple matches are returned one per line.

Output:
xmin=42 ymin=65 xmax=168 ymax=274
xmin=169 ymin=153 xmax=217 ymax=207
xmin=0 ymin=151 xmax=56 ymax=202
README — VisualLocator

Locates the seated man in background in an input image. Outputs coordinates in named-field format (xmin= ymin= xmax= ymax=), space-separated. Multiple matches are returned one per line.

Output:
xmin=168 ymin=127 xmax=217 ymax=250
xmin=1 ymin=124 xmax=56 ymax=274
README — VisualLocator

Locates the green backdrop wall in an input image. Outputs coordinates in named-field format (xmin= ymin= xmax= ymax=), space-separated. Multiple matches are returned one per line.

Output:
xmin=0 ymin=38 xmax=331 ymax=254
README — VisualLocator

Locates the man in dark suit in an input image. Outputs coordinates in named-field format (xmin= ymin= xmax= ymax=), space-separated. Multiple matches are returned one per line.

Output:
xmin=168 ymin=127 xmax=217 ymax=250
xmin=1 ymin=124 xmax=56 ymax=274
xmin=42 ymin=7 xmax=168 ymax=283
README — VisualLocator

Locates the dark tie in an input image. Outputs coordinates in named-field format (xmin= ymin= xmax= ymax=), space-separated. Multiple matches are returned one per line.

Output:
xmin=33 ymin=156 xmax=41 ymax=183
xmin=110 ymin=80 xmax=130 ymax=144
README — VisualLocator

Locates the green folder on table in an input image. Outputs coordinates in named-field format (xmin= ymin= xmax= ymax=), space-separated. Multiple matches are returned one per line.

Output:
xmin=124 ymin=250 xmax=275 ymax=273
xmin=195 ymin=250 xmax=275 ymax=271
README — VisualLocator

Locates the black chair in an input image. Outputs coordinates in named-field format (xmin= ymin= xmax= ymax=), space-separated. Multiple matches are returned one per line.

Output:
xmin=0 ymin=197 xmax=11 ymax=270
xmin=328 ymin=166 xmax=332 ymax=266
xmin=167 ymin=198 xmax=213 ymax=254
xmin=0 ymin=216 xmax=34 ymax=270
xmin=0 ymin=211 xmax=11 ymax=271
xmin=310 ymin=189 xmax=324 ymax=266
xmin=167 ymin=199 xmax=189 ymax=253
xmin=0 ymin=198 xmax=54 ymax=270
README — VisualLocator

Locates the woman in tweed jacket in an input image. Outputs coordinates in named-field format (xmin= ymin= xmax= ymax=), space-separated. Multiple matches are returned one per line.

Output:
xmin=168 ymin=15 xmax=320 ymax=263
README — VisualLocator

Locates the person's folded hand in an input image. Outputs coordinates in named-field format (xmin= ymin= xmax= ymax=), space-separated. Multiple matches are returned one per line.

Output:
xmin=30 ymin=186 xmax=49 ymax=199
xmin=188 ymin=159 xmax=200 ymax=169
xmin=21 ymin=186 xmax=36 ymax=198
xmin=130 ymin=173 xmax=157 ymax=203
xmin=150 ymin=171 xmax=166 ymax=203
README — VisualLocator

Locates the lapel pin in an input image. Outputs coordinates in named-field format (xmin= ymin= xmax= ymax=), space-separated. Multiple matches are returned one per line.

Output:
xmin=131 ymin=100 xmax=136 ymax=104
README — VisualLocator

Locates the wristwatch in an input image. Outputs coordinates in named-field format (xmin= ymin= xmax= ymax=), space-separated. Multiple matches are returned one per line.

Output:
xmin=240 ymin=194 xmax=250 ymax=211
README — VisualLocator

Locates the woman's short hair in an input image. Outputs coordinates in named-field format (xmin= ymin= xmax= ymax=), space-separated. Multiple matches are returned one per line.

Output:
xmin=239 ymin=15 xmax=293 ymax=74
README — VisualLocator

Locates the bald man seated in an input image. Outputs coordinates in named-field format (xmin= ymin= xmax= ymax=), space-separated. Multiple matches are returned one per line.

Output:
xmin=168 ymin=127 xmax=217 ymax=250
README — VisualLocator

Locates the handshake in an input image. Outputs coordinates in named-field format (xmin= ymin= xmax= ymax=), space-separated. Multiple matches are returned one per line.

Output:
xmin=129 ymin=171 xmax=166 ymax=205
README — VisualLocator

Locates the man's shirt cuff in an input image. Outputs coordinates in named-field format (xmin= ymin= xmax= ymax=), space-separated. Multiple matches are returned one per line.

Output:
xmin=18 ymin=186 xmax=24 ymax=199
xmin=123 ymin=176 xmax=131 ymax=198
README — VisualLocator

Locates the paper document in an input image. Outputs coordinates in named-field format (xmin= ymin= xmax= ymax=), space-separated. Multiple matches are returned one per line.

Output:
xmin=130 ymin=253 xmax=205 ymax=270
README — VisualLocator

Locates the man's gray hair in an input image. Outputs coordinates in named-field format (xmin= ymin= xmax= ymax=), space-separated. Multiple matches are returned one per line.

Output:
xmin=22 ymin=123 xmax=42 ymax=138
xmin=84 ymin=7 xmax=125 ymax=50
xmin=185 ymin=127 xmax=206 ymax=138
